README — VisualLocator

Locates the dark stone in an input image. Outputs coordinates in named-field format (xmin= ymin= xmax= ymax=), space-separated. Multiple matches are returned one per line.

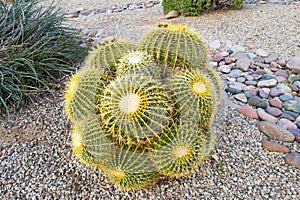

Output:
xmin=248 ymin=96 xmax=268 ymax=108
xmin=227 ymin=49 xmax=233 ymax=55
xmin=260 ymin=74 xmax=276 ymax=81
xmin=283 ymin=103 xmax=300 ymax=113
xmin=225 ymin=88 xmax=242 ymax=94
xmin=279 ymin=94 xmax=294 ymax=102
xmin=281 ymin=110 xmax=299 ymax=121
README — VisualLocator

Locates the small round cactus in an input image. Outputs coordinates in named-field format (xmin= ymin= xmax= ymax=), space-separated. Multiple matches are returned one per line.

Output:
xmin=139 ymin=23 xmax=208 ymax=70
xmin=71 ymin=117 xmax=114 ymax=166
xmin=100 ymin=74 xmax=172 ymax=147
xmin=102 ymin=146 xmax=158 ymax=191
xmin=116 ymin=51 xmax=161 ymax=79
xmin=64 ymin=67 xmax=106 ymax=123
xmin=86 ymin=38 xmax=137 ymax=76
xmin=151 ymin=122 xmax=207 ymax=177
xmin=168 ymin=70 xmax=214 ymax=126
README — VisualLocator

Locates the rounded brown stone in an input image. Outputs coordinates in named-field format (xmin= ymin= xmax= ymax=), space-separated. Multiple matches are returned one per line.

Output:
xmin=237 ymin=105 xmax=258 ymax=119
xmin=257 ymin=121 xmax=295 ymax=142
xmin=261 ymin=140 xmax=290 ymax=153
xmin=284 ymin=152 xmax=300 ymax=170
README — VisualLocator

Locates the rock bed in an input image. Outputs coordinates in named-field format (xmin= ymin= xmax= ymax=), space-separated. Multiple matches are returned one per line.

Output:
xmin=208 ymin=42 xmax=300 ymax=169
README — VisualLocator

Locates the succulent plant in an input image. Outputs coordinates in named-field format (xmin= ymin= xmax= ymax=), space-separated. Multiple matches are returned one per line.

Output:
xmin=100 ymin=74 xmax=172 ymax=147
xmin=64 ymin=24 xmax=221 ymax=191
xmin=71 ymin=117 xmax=114 ymax=166
xmin=139 ymin=23 xmax=208 ymax=70
xmin=86 ymin=38 xmax=137 ymax=76
xmin=151 ymin=121 xmax=208 ymax=177
xmin=64 ymin=67 xmax=106 ymax=123
xmin=168 ymin=69 xmax=214 ymax=126
xmin=102 ymin=146 xmax=158 ymax=191
xmin=116 ymin=50 xmax=161 ymax=79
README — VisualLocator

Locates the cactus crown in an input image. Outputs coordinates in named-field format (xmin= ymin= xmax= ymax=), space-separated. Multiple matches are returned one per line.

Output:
xmin=64 ymin=24 xmax=221 ymax=191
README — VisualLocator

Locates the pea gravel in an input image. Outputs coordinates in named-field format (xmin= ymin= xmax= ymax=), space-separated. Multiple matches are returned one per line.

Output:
xmin=1 ymin=1 xmax=300 ymax=199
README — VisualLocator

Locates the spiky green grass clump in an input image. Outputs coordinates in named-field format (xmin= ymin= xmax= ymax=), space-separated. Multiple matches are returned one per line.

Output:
xmin=85 ymin=38 xmax=137 ymax=76
xmin=102 ymin=146 xmax=158 ymax=191
xmin=116 ymin=51 xmax=161 ymax=79
xmin=169 ymin=70 xmax=214 ymax=126
xmin=100 ymin=74 xmax=172 ymax=147
xmin=139 ymin=23 xmax=208 ymax=70
xmin=0 ymin=0 xmax=87 ymax=116
xmin=151 ymin=122 xmax=208 ymax=177
xmin=64 ymin=67 xmax=106 ymax=123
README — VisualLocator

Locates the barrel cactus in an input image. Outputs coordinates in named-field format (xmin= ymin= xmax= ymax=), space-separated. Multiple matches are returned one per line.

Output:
xmin=139 ymin=23 xmax=208 ymax=70
xmin=85 ymin=38 xmax=137 ymax=76
xmin=64 ymin=23 xmax=221 ymax=191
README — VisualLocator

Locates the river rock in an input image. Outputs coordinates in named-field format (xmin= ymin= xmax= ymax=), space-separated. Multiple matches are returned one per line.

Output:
xmin=248 ymin=96 xmax=268 ymax=108
xmin=256 ymin=49 xmax=269 ymax=57
xmin=261 ymin=140 xmax=290 ymax=153
xmin=237 ymin=105 xmax=258 ymax=119
xmin=284 ymin=152 xmax=300 ymax=169
xmin=165 ymin=10 xmax=180 ymax=19
xmin=265 ymin=106 xmax=282 ymax=117
xmin=236 ymin=58 xmax=252 ymax=72
xmin=257 ymin=108 xmax=278 ymax=123
xmin=286 ymin=56 xmax=300 ymax=73
xmin=269 ymin=98 xmax=283 ymax=109
xmin=265 ymin=54 xmax=279 ymax=63
xmin=257 ymin=121 xmax=295 ymax=142
xmin=278 ymin=118 xmax=298 ymax=129
xmin=257 ymin=79 xmax=277 ymax=87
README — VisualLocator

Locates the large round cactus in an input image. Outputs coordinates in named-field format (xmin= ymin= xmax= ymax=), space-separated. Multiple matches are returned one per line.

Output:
xmin=100 ymin=74 xmax=172 ymax=147
xmin=102 ymin=146 xmax=158 ymax=191
xmin=139 ymin=23 xmax=208 ymax=70
xmin=64 ymin=24 xmax=221 ymax=191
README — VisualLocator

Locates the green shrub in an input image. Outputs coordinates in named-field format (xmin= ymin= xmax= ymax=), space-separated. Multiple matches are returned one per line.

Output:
xmin=0 ymin=0 xmax=88 ymax=115
xmin=162 ymin=0 xmax=243 ymax=16
xmin=65 ymin=24 xmax=222 ymax=191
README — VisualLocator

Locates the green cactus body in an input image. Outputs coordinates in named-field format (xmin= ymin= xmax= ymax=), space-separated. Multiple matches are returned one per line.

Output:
xmin=64 ymin=67 xmax=106 ymax=123
xmin=139 ymin=24 xmax=208 ymax=70
xmin=64 ymin=24 xmax=221 ymax=191
xmin=200 ymin=125 xmax=215 ymax=159
xmin=116 ymin=51 xmax=161 ymax=79
xmin=197 ymin=67 xmax=222 ymax=116
xmin=169 ymin=70 xmax=214 ymax=126
xmin=151 ymin=122 xmax=206 ymax=177
xmin=86 ymin=38 xmax=137 ymax=76
xmin=102 ymin=146 xmax=158 ymax=191
xmin=71 ymin=117 xmax=114 ymax=166
xmin=100 ymin=74 xmax=172 ymax=147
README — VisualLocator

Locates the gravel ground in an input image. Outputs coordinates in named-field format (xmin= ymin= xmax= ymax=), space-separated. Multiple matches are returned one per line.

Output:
xmin=1 ymin=1 xmax=300 ymax=199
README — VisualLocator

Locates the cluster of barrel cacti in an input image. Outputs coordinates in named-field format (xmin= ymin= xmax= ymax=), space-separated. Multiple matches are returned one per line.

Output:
xmin=64 ymin=24 xmax=222 ymax=191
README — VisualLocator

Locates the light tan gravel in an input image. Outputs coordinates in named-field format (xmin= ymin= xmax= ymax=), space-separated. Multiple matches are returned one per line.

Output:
xmin=43 ymin=1 xmax=300 ymax=57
